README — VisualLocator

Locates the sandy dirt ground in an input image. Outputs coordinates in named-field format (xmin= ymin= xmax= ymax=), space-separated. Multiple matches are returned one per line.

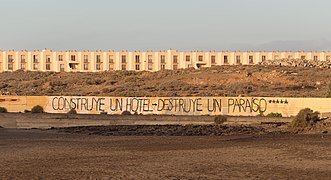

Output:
xmin=1 ymin=127 xmax=331 ymax=179
xmin=1 ymin=65 xmax=331 ymax=97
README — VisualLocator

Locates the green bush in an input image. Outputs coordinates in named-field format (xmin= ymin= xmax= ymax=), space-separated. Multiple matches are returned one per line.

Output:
xmin=100 ymin=111 xmax=107 ymax=115
xmin=0 ymin=107 xmax=7 ymax=113
xmin=214 ymin=115 xmax=227 ymax=124
xmin=121 ymin=111 xmax=132 ymax=115
xmin=67 ymin=108 xmax=77 ymax=114
xmin=290 ymin=108 xmax=320 ymax=128
xmin=266 ymin=112 xmax=283 ymax=117
xmin=327 ymin=83 xmax=331 ymax=98
xmin=31 ymin=105 xmax=44 ymax=113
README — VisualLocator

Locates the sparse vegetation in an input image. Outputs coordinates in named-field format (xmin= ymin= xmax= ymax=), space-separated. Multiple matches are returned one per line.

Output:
xmin=31 ymin=105 xmax=44 ymax=113
xmin=266 ymin=112 xmax=283 ymax=117
xmin=0 ymin=65 xmax=330 ymax=97
xmin=100 ymin=111 xmax=107 ymax=115
xmin=290 ymin=108 xmax=320 ymax=129
xmin=0 ymin=107 xmax=7 ymax=113
xmin=121 ymin=111 xmax=132 ymax=115
xmin=327 ymin=83 xmax=331 ymax=98
xmin=214 ymin=115 xmax=227 ymax=124
xmin=67 ymin=109 xmax=77 ymax=114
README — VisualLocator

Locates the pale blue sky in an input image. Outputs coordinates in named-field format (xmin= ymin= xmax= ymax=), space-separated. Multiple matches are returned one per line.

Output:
xmin=1 ymin=0 xmax=331 ymax=51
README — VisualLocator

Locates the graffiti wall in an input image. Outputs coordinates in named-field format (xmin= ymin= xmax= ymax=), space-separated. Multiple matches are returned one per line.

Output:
xmin=0 ymin=96 xmax=330 ymax=117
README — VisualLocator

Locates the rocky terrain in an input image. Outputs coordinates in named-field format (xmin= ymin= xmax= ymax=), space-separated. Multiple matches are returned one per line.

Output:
xmin=1 ymin=64 xmax=331 ymax=97
xmin=260 ymin=58 xmax=331 ymax=68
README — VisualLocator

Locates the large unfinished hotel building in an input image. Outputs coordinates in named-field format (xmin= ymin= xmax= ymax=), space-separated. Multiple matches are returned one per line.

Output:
xmin=0 ymin=49 xmax=330 ymax=72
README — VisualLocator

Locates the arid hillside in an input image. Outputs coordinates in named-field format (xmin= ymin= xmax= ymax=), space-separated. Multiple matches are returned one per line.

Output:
xmin=0 ymin=65 xmax=331 ymax=97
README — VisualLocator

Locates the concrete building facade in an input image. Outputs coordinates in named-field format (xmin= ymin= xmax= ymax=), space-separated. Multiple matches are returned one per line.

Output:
xmin=0 ymin=49 xmax=330 ymax=72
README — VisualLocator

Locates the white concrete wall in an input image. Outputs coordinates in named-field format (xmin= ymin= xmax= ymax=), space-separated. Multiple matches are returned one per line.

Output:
xmin=1 ymin=96 xmax=331 ymax=117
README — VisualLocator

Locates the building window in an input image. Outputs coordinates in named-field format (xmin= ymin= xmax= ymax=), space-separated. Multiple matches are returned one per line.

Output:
xmin=148 ymin=63 xmax=153 ymax=71
xmin=33 ymin=63 xmax=38 ymax=70
xmin=135 ymin=55 xmax=140 ymax=63
xmin=96 ymin=55 xmax=101 ymax=63
xmin=33 ymin=55 xmax=38 ymax=63
xmin=109 ymin=64 xmax=113 ymax=70
xmin=109 ymin=55 xmax=114 ymax=63
xmin=173 ymin=56 xmax=178 ymax=63
xmin=21 ymin=55 xmax=25 ymax=63
xmin=46 ymin=64 xmax=51 ymax=70
xmin=121 ymin=64 xmax=126 ymax=70
xmin=46 ymin=55 xmax=51 ymax=63
xmin=20 ymin=64 xmax=25 ymax=70
xmin=262 ymin=56 xmax=266 ymax=61
xmin=84 ymin=64 xmax=88 ymax=70
xmin=249 ymin=56 xmax=254 ymax=64
xmin=173 ymin=64 xmax=178 ymax=70
xmin=60 ymin=64 xmax=65 ymax=72
xmin=96 ymin=64 xmax=101 ymax=70
xmin=160 ymin=55 xmax=166 ymax=63
xmin=186 ymin=56 xmax=190 ymax=61
xmin=8 ymin=55 xmax=14 ymax=63
xmin=71 ymin=55 xmax=76 ymax=61
xmin=84 ymin=55 xmax=89 ymax=63
xmin=161 ymin=64 xmax=166 ymax=70
xmin=69 ymin=63 xmax=77 ymax=70
xmin=198 ymin=56 xmax=203 ymax=62
xmin=236 ymin=56 xmax=241 ymax=64
xmin=8 ymin=64 xmax=13 ymax=70
xmin=224 ymin=56 xmax=228 ymax=64
xmin=121 ymin=55 xmax=126 ymax=63
xmin=314 ymin=56 xmax=318 ymax=61
xmin=211 ymin=56 xmax=216 ymax=64
xmin=274 ymin=55 xmax=278 ymax=60
xmin=288 ymin=55 xmax=293 ymax=59
xmin=58 ymin=55 xmax=63 ymax=61
xmin=301 ymin=56 xmax=306 ymax=60
xmin=148 ymin=55 xmax=153 ymax=63
xmin=326 ymin=56 xmax=330 ymax=61
xmin=135 ymin=64 xmax=140 ymax=70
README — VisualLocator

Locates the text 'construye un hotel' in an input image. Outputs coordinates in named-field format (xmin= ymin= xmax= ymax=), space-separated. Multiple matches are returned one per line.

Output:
xmin=0 ymin=49 xmax=330 ymax=72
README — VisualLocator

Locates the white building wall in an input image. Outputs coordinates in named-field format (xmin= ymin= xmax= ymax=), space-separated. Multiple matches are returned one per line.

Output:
xmin=0 ymin=50 xmax=330 ymax=73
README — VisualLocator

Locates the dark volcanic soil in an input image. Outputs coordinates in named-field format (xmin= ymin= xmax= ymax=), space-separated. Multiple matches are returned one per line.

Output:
xmin=54 ymin=125 xmax=269 ymax=136
xmin=1 ymin=128 xmax=331 ymax=179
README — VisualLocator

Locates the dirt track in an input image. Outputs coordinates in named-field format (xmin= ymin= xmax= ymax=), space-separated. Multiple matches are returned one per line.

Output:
xmin=1 ymin=128 xmax=331 ymax=179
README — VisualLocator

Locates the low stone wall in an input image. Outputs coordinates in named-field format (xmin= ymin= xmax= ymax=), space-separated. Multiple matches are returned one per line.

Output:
xmin=0 ymin=113 xmax=290 ymax=129
xmin=1 ymin=96 xmax=331 ymax=117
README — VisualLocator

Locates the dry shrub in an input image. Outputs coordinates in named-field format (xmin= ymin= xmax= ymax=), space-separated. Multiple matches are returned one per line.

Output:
xmin=290 ymin=108 xmax=320 ymax=128
xmin=0 ymin=107 xmax=8 ymax=113
xmin=266 ymin=112 xmax=283 ymax=117
xmin=214 ymin=115 xmax=227 ymax=124
xmin=67 ymin=108 xmax=77 ymax=114
xmin=121 ymin=111 xmax=132 ymax=115
xmin=86 ymin=78 xmax=105 ymax=85
xmin=327 ymin=83 xmax=331 ymax=98
xmin=31 ymin=105 xmax=44 ymax=113
xmin=100 ymin=111 xmax=107 ymax=115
